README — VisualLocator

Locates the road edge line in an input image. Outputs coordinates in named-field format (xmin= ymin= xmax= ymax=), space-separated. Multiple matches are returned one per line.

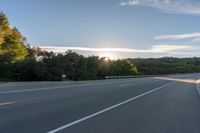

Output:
xmin=196 ymin=79 xmax=200 ymax=97
xmin=0 ymin=80 xmax=129 ymax=94
xmin=0 ymin=101 xmax=16 ymax=106
xmin=47 ymin=82 xmax=175 ymax=133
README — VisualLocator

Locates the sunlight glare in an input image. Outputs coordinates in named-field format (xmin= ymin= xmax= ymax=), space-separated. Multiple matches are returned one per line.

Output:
xmin=101 ymin=52 xmax=116 ymax=60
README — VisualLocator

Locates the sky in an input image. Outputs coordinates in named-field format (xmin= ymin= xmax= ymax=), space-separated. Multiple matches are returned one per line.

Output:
xmin=1 ymin=0 xmax=200 ymax=59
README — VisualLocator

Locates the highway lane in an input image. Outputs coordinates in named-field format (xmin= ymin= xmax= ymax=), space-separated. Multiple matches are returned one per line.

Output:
xmin=0 ymin=73 xmax=200 ymax=133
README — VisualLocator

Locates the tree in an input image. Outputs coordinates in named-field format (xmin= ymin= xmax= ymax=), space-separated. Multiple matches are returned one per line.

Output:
xmin=86 ymin=56 xmax=99 ymax=80
xmin=0 ymin=12 xmax=11 ymax=44
xmin=0 ymin=34 xmax=28 ymax=64
xmin=110 ymin=59 xmax=138 ymax=76
xmin=97 ymin=57 xmax=112 ymax=78
xmin=0 ymin=12 xmax=28 ymax=80
xmin=15 ymin=59 xmax=46 ymax=81
xmin=0 ymin=12 xmax=28 ymax=64
xmin=26 ymin=45 xmax=54 ymax=60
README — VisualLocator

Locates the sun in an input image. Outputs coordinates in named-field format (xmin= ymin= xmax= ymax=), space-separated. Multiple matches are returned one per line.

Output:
xmin=101 ymin=52 xmax=116 ymax=60
xmin=104 ymin=57 xmax=110 ymax=61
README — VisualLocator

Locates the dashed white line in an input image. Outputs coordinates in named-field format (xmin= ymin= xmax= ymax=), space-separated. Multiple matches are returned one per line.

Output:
xmin=47 ymin=82 xmax=175 ymax=133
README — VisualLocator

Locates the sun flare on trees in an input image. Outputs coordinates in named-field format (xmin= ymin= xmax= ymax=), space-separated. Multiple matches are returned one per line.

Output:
xmin=101 ymin=52 xmax=116 ymax=60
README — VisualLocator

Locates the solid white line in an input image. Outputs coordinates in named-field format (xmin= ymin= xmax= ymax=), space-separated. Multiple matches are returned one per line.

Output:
xmin=0 ymin=84 xmax=88 ymax=94
xmin=0 ymin=102 xmax=16 ymax=106
xmin=0 ymin=78 xmax=157 ymax=94
xmin=0 ymin=80 xmax=132 ymax=94
xmin=196 ymin=79 xmax=200 ymax=97
xmin=47 ymin=82 xmax=175 ymax=133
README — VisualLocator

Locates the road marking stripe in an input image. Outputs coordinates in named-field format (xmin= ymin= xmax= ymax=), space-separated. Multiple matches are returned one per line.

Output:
xmin=0 ymin=80 xmax=136 ymax=94
xmin=0 ymin=102 xmax=16 ymax=106
xmin=196 ymin=79 xmax=200 ymax=97
xmin=47 ymin=82 xmax=175 ymax=133
xmin=0 ymin=78 xmax=154 ymax=94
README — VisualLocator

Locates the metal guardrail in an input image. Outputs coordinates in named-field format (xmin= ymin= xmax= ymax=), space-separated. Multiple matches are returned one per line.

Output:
xmin=105 ymin=75 xmax=151 ymax=79
xmin=105 ymin=74 xmax=175 ymax=79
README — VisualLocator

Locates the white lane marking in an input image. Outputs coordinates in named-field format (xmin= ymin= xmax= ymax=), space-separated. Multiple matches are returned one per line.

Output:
xmin=196 ymin=79 xmax=200 ymax=97
xmin=0 ymin=82 xmax=122 ymax=94
xmin=0 ymin=102 xmax=16 ymax=106
xmin=47 ymin=82 xmax=175 ymax=133
xmin=0 ymin=79 xmax=140 ymax=94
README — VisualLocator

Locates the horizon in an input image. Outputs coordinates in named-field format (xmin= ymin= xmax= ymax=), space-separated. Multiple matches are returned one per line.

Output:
xmin=1 ymin=0 xmax=200 ymax=58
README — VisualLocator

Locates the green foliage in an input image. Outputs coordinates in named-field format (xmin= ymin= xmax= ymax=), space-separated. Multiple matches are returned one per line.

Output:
xmin=14 ymin=59 xmax=46 ymax=81
xmin=38 ymin=51 xmax=137 ymax=81
xmin=26 ymin=45 xmax=53 ymax=60
xmin=0 ymin=12 xmax=28 ymax=80
xmin=86 ymin=56 xmax=99 ymax=79
xmin=0 ymin=12 xmax=11 ymax=44
xmin=97 ymin=58 xmax=112 ymax=78
xmin=0 ymin=63 xmax=14 ymax=81
xmin=0 ymin=12 xmax=9 ymax=31
xmin=2 ymin=12 xmax=200 ymax=81
xmin=0 ymin=12 xmax=28 ymax=64
xmin=0 ymin=50 xmax=137 ymax=81
xmin=129 ymin=57 xmax=200 ymax=75
xmin=110 ymin=60 xmax=138 ymax=76
xmin=0 ymin=34 xmax=28 ymax=64
xmin=43 ymin=54 xmax=65 ymax=81
xmin=97 ymin=58 xmax=138 ymax=78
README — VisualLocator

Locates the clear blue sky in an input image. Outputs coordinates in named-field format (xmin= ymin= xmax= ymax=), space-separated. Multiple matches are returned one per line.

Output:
xmin=1 ymin=0 xmax=200 ymax=58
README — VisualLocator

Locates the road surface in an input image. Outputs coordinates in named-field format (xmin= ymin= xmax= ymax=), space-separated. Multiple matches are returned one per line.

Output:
xmin=0 ymin=73 xmax=200 ymax=133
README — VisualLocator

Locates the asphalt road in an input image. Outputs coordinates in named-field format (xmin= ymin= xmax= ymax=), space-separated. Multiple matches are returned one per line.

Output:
xmin=0 ymin=73 xmax=200 ymax=133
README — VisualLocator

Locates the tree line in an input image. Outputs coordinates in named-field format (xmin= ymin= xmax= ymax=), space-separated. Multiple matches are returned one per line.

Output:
xmin=128 ymin=57 xmax=200 ymax=75
xmin=1 ymin=12 xmax=200 ymax=81
xmin=0 ymin=12 xmax=138 ymax=81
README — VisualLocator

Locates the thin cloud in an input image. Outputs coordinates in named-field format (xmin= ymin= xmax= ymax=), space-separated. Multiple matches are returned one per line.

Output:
xmin=150 ymin=45 xmax=192 ymax=53
xmin=120 ymin=0 xmax=200 ymax=15
xmin=40 ymin=46 xmax=148 ymax=53
xmin=40 ymin=45 xmax=192 ymax=54
xmin=154 ymin=32 xmax=200 ymax=40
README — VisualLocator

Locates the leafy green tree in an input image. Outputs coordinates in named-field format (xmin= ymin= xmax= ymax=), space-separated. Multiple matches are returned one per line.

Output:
xmin=0 ymin=34 xmax=28 ymax=64
xmin=0 ymin=12 xmax=11 ymax=44
xmin=43 ymin=54 xmax=64 ymax=81
xmin=0 ymin=12 xmax=28 ymax=64
xmin=110 ymin=59 xmax=138 ymax=76
xmin=97 ymin=57 xmax=112 ymax=78
xmin=86 ymin=56 xmax=99 ymax=80
xmin=26 ymin=45 xmax=54 ymax=60
xmin=129 ymin=57 xmax=200 ymax=75
xmin=0 ymin=12 xmax=28 ymax=80
xmin=0 ymin=12 xmax=9 ymax=31
xmin=15 ymin=59 xmax=46 ymax=81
